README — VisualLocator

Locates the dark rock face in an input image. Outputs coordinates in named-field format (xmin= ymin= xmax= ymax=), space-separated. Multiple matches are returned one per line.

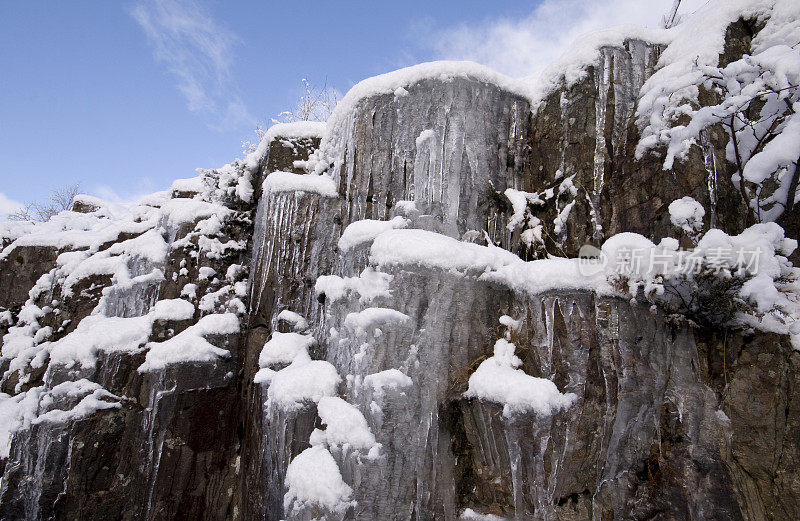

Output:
xmin=0 ymin=246 xmax=59 ymax=311
xmin=523 ymin=37 xmax=751 ymax=257
xmin=1 ymin=18 xmax=799 ymax=521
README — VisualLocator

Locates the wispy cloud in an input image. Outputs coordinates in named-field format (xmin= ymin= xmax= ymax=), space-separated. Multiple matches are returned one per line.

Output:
xmin=130 ymin=0 xmax=254 ymax=130
xmin=423 ymin=0 xmax=708 ymax=79
xmin=91 ymin=177 xmax=157 ymax=205
xmin=0 ymin=192 xmax=24 ymax=220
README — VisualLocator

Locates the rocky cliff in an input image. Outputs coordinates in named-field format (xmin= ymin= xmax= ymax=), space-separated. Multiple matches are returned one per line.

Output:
xmin=2 ymin=1 xmax=800 ymax=520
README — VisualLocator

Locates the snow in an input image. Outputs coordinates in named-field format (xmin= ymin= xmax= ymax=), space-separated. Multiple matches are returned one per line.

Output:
xmin=253 ymin=367 xmax=275 ymax=385
xmin=244 ymin=121 xmax=326 ymax=172
xmin=505 ymin=188 xmax=539 ymax=230
xmin=315 ymin=267 xmax=392 ymax=303
xmin=170 ymin=175 xmax=205 ymax=194
xmin=258 ymin=331 xmax=316 ymax=367
xmin=338 ymin=216 xmax=410 ymax=251
xmin=415 ymin=129 xmax=435 ymax=146
xmin=309 ymin=396 xmax=379 ymax=454
xmin=138 ymin=313 xmax=239 ymax=372
xmin=33 ymin=379 xmax=121 ymax=425
xmin=370 ymin=228 xmax=604 ymax=295
xmin=461 ymin=509 xmax=512 ymax=521
xmin=596 ymin=223 xmax=800 ymax=335
xmin=0 ymin=379 xmax=121 ymax=458
xmin=276 ymin=309 xmax=309 ymax=331
xmin=181 ymin=283 xmax=198 ymax=299
xmin=262 ymin=171 xmax=338 ymax=197
xmin=668 ymin=196 xmax=706 ymax=233
xmin=283 ymin=445 xmax=354 ymax=516
xmin=326 ymin=61 xmax=530 ymax=135
xmin=70 ymin=194 xmax=105 ymax=211
xmin=499 ymin=315 xmax=522 ymax=331
xmin=362 ymin=369 xmax=413 ymax=401
xmin=198 ymin=266 xmax=217 ymax=280
xmin=343 ymin=307 xmax=410 ymax=334
xmin=634 ymin=0 xmax=800 ymax=224
xmin=159 ymin=197 xmax=232 ymax=230
xmin=47 ymin=299 xmax=195 ymax=370
xmin=0 ymin=207 xmax=153 ymax=261
xmin=266 ymin=348 xmax=341 ymax=410
xmin=600 ymin=232 xmax=659 ymax=280
xmin=393 ymin=200 xmax=418 ymax=215
xmin=741 ymin=100 xmax=800 ymax=183
xmin=464 ymin=339 xmax=577 ymax=417
xmin=526 ymin=25 xmax=671 ymax=108
xmin=697 ymin=223 xmax=798 ymax=315
xmin=370 ymin=229 xmax=521 ymax=275
xmin=553 ymin=200 xmax=576 ymax=235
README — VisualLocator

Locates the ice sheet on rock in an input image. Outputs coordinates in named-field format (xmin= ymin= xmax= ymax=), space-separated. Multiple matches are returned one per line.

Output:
xmin=313 ymin=60 xmax=531 ymax=242
xmin=258 ymin=331 xmax=316 ymax=368
xmin=283 ymin=445 xmax=354 ymax=516
xmin=464 ymin=339 xmax=577 ymax=417
xmin=338 ymin=216 xmax=410 ymax=251
xmin=309 ymin=396 xmax=379 ymax=455
xmin=138 ymin=312 xmax=239 ymax=372
xmin=262 ymin=171 xmax=337 ymax=197
xmin=0 ymin=391 xmax=38 ymax=459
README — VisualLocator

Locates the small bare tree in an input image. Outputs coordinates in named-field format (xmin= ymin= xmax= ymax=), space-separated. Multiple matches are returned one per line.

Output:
xmin=273 ymin=78 xmax=339 ymax=123
xmin=9 ymin=184 xmax=81 ymax=222
xmin=242 ymin=124 xmax=266 ymax=155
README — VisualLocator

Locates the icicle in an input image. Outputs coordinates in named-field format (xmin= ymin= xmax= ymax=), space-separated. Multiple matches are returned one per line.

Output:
xmin=700 ymin=130 xmax=718 ymax=228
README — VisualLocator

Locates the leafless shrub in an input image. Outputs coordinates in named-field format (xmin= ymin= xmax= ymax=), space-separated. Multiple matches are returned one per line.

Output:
xmin=9 ymin=184 xmax=81 ymax=222
xmin=273 ymin=78 xmax=339 ymax=123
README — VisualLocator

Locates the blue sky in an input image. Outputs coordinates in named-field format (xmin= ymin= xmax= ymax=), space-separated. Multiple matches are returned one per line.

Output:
xmin=0 ymin=0 xmax=701 ymax=216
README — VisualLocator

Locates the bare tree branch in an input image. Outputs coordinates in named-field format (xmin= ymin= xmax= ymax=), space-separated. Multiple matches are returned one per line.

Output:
xmin=8 ymin=184 xmax=81 ymax=222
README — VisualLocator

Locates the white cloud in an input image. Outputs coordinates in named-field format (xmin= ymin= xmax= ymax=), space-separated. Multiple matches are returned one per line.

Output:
xmin=0 ymin=192 xmax=24 ymax=220
xmin=91 ymin=178 xmax=157 ymax=205
xmin=427 ymin=0 xmax=708 ymax=79
xmin=130 ymin=0 xmax=254 ymax=130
